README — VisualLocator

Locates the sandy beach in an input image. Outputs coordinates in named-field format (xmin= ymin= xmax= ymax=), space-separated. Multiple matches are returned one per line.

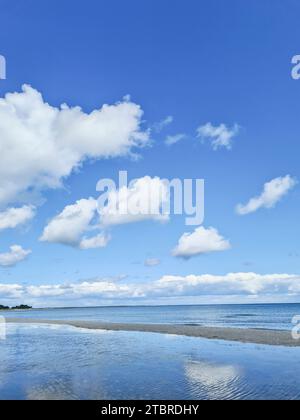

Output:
xmin=6 ymin=318 xmax=300 ymax=347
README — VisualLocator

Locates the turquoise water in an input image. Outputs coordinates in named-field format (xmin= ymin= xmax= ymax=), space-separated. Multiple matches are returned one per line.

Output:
xmin=0 ymin=323 xmax=300 ymax=400
xmin=2 ymin=303 xmax=300 ymax=330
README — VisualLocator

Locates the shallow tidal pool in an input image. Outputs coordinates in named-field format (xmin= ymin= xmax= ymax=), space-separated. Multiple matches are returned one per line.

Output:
xmin=0 ymin=323 xmax=300 ymax=400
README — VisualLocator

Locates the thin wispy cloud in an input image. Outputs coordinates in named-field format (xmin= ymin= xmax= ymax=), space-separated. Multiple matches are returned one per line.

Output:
xmin=153 ymin=116 xmax=174 ymax=133
xmin=165 ymin=134 xmax=186 ymax=146
xmin=236 ymin=175 xmax=297 ymax=215
xmin=144 ymin=258 xmax=161 ymax=267
xmin=197 ymin=123 xmax=240 ymax=150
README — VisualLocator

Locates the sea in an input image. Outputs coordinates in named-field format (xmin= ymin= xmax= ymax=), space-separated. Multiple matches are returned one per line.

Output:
xmin=0 ymin=303 xmax=300 ymax=400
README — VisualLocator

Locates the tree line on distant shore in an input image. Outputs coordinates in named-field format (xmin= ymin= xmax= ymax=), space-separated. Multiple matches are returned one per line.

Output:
xmin=0 ymin=305 xmax=32 ymax=310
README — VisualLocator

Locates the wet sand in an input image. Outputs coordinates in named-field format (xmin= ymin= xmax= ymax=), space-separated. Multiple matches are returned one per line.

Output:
xmin=6 ymin=318 xmax=300 ymax=347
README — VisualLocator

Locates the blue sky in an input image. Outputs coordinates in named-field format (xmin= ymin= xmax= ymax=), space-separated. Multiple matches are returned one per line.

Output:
xmin=0 ymin=0 xmax=300 ymax=307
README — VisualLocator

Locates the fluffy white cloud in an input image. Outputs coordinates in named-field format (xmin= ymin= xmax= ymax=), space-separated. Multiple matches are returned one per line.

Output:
xmin=99 ymin=176 xmax=170 ymax=227
xmin=0 ymin=283 xmax=23 ymax=299
xmin=40 ymin=198 xmax=101 ymax=248
xmin=155 ymin=273 xmax=300 ymax=297
xmin=25 ymin=280 xmax=135 ymax=300
xmin=172 ymin=227 xmax=231 ymax=259
xmin=0 ymin=206 xmax=36 ymax=231
xmin=0 ymin=84 xmax=149 ymax=207
xmin=41 ymin=176 xmax=169 ymax=248
xmin=197 ymin=123 xmax=239 ymax=150
xmin=236 ymin=175 xmax=297 ymax=215
xmin=79 ymin=233 xmax=111 ymax=250
xmin=165 ymin=134 xmax=186 ymax=146
xmin=1 ymin=272 xmax=300 ymax=306
xmin=0 ymin=245 xmax=31 ymax=267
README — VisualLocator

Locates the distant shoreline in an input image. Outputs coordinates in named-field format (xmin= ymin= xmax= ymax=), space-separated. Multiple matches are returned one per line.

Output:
xmin=6 ymin=318 xmax=300 ymax=347
xmin=0 ymin=305 xmax=32 ymax=311
xmin=3 ymin=302 xmax=300 ymax=311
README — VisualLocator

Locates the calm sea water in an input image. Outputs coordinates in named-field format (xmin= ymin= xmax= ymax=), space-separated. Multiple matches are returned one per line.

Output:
xmin=1 ymin=304 xmax=300 ymax=400
xmin=0 ymin=323 xmax=300 ymax=400
xmin=2 ymin=303 xmax=300 ymax=330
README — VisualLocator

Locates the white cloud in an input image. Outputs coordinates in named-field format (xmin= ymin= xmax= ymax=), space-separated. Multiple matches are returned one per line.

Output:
xmin=0 ymin=206 xmax=36 ymax=231
xmin=236 ymin=175 xmax=297 ymax=215
xmin=154 ymin=273 xmax=300 ymax=297
xmin=165 ymin=134 xmax=186 ymax=146
xmin=0 ymin=245 xmax=31 ymax=267
xmin=145 ymin=258 xmax=161 ymax=267
xmin=99 ymin=176 xmax=170 ymax=227
xmin=153 ymin=116 xmax=174 ymax=133
xmin=172 ymin=227 xmax=231 ymax=259
xmin=41 ymin=176 xmax=169 ymax=248
xmin=40 ymin=198 xmax=100 ymax=248
xmin=197 ymin=123 xmax=239 ymax=150
xmin=0 ymin=84 xmax=149 ymax=207
xmin=79 ymin=233 xmax=111 ymax=250
xmin=0 ymin=283 xmax=23 ymax=298
xmin=1 ymin=272 xmax=300 ymax=306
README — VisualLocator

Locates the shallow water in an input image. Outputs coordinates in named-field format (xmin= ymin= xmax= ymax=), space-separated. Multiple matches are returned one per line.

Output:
xmin=0 ymin=323 xmax=300 ymax=400
xmin=2 ymin=303 xmax=300 ymax=330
